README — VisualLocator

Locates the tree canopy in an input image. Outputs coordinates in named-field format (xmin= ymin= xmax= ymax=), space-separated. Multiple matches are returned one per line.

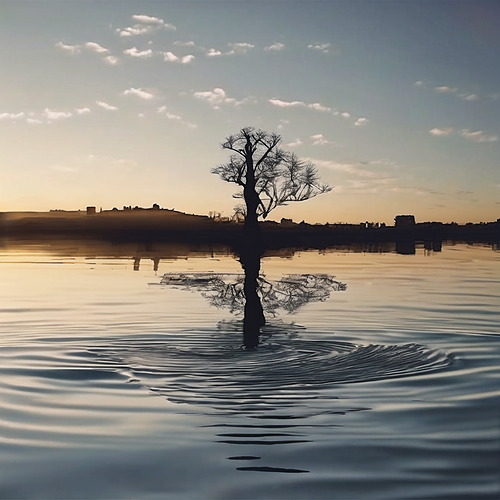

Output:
xmin=212 ymin=127 xmax=331 ymax=223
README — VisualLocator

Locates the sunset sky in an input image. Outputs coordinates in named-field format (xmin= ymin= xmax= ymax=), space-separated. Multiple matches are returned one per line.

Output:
xmin=0 ymin=1 xmax=498 ymax=224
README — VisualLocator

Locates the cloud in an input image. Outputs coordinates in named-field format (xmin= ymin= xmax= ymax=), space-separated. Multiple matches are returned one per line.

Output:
xmin=354 ymin=117 xmax=368 ymax=126
xmin=27 ymin=118 xmax=43 ymax=125
xmin=414 ymin=80 xmax=425 ymax=87
xmin=123 ymin=47 xmax=153 ymax=58
xmin=310 ymin=134 xmax=335 ymax=146
xmin=174 ymin=40 xmax=196 ymax=47
xmin=0 ymin=112 xmax=25 ymax=120
xmin=284 ymin=139 xmax=303 ymax=147
xmin=104 ymin=55 xmax=119 ymax=65
xmin=96 ymin=101 xmax=118 ymax=111
xmin=308 ymin=102 xmax=332 ymax=112
xmin=434 ymin=86 xmax=457 ymax=93
xmin=55 ymin=41 xmax=81 ymax=54
xmin=308 ymin=43 xmax=335 ymax=54
xmin=227 ymin=42 xmax=255 ymax=54
xmin=158 ymin=106 xmax=182 ymax=120
xmin=269 ymin=98 xmax=306 ymax=108
xmin=193 ymin=87 xmax=250 ymax=108
xmin=206 ymin=48 xmax=223 ymax=57
xmin=85 ymin=42 xmax=109 ymax=54
xmin=307 ymin=157 xmax=382 ymax=178
xmin=429 ymin=127 xmax=454 ymax=136
xmin=461 ymin=129 xmax=498 ymax=143
xmin=460 ymin=93 xmax=479 ymax=101
xmin=163 ymin=51 xmax=195 ymax=64
xmin=340 ymin=112 xmax=350 ymax=118
xmin=118 ymin=14 xmax=176 ymax=37
xmin=43 ymin=108 xmax=72 ymax=121
xmin=132 ymin=14 xmax=165 ymax=25
xmin=277 ymin=119 xmax=289 ymax=130
xmin=206 ymin=42 xmax=254 ymax=57
xmin=75 ymin=107 xmax=91 ymax=115
xmin=264 ymin=42 xmax=285 ymax=51
xmin=121 ymin=87 xmax=155 ymax=100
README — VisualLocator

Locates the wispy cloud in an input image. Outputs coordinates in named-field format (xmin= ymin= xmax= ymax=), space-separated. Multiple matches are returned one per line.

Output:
xmin=104 ymin=55 xmax=119 ymax=65
xmin=307 ymin=157 xmax=385 ymax=178
xmin=308 ymin=43 xmax=336 ymax=54
xmin=157 ymin=106 xmax=181 ymax=120
xmin=429 ymin=127 xmax=454 ymax=136
xmin=96 ymin=101 xmax=118 ymax=111
xmin=460 ymin=93 xmax=478 ymax=101
xmin=75 ymin=107 xmax=91 ymax=115
xmin=269 ymin=98 xmax=366 ymax=125
xmin=85 ymin=42 xmax=109 ymax=54
xmin=283 ymin=138 xmax=303 ymax=147
xmin=193 ymin=87 xmax=252 ymax=109
xmin=461 ymin=129 xmax=498 ymax=143
xmin=277 ymin=119 xmax=289 ymax=130
xmin=174 ymin=40 xmax=196 ymax=47
xmin=163 ymin=51 xmax=195 ymax=64
xmin=0 ymin=112 xmax=25 ymax=120
xmin=121 ymin=88 xmax=155 ymax=100
xmin=269 ymin=98 xmax=332 ymax=113
xmin=55 ymin=41 xmax=81 ymax=54
xmin=310 ymin=134 xmax=336 ymax=146
xmin=132 ymin=14 xmax=165 ymax=26
xmin=123 ymin=47 xmax=153 ymax=58
xmin=430 ymin=127 xmax=498 ymax=142
xmin=118 ymin=14 xmax=176 ymax=37
xmin=157 ymin=106 xmax=196 ymax=128
xmin=43 ymin=108 xmax=73 ymax=121
xmin=417 ymin=80 xmax=484 ymax=101
xmin=434 ymin=85 xmax=457 ymax=93
xmin=205 ymin=42 xmax=255 ymax=57
xmin=264 ymin=42 xmax=285 ymax=51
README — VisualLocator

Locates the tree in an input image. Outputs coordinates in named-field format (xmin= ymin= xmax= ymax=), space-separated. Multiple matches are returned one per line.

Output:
xmin=212 ymin=127 xmax=331 ymax=230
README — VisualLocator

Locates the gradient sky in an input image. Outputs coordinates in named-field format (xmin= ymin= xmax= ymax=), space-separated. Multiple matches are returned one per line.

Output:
xmin=0 ymin=0 xmax=498 ymax=224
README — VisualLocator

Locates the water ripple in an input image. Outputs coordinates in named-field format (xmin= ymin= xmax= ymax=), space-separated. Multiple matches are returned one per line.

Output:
xmin=91 ymin=321 xmax=453 ymax=414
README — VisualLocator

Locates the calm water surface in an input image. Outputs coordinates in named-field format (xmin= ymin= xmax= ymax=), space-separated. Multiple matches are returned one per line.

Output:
xmin=0 ymin=241 xmax=498 ymax=499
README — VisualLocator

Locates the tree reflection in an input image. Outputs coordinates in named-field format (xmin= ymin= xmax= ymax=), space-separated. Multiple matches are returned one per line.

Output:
xmin=160 ymin=231 xmax=346 ymax=348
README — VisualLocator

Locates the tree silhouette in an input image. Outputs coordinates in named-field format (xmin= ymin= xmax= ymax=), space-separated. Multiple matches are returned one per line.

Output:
xmin=212 ymin=127 xmax=331 ymax=230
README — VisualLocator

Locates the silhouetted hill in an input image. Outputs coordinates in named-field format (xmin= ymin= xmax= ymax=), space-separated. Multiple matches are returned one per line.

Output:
xmin=0 ymin=208 xmax=498 ymax=247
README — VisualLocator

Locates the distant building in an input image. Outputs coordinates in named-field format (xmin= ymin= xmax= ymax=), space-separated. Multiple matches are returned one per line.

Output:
xmin=395 ymin=215 xmax=416 ymax=227
xmin=86 ymin=206 xmax=96 ymax=215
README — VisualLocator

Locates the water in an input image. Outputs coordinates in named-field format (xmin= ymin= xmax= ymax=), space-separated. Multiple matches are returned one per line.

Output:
xmin=0 ymin=240 xmax=499 ymax=499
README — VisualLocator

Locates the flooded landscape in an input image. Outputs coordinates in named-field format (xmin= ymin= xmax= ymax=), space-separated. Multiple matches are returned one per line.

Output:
xmin=0 ymin=240 xmax=498 ymax=499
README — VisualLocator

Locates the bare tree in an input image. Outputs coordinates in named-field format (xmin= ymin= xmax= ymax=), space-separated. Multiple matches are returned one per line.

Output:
xmin=212 ymin=127 xmax=331 ymax=230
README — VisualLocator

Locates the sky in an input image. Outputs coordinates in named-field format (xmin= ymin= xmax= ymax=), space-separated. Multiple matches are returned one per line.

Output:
xmin=0 ymin=0 xmax=499 ymax=224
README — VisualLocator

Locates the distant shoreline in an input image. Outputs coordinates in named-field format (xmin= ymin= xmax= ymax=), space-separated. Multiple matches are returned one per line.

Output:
xmin=0 ymin=209 xmax=498 ymax=249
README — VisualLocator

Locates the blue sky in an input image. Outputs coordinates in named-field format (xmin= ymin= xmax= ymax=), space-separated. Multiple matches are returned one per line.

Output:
xmin=0 ymin=0 xmax=498 ymax=223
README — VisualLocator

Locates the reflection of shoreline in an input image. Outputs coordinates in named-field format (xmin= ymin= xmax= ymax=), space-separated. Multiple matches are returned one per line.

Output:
xmin=0 ymin=237 xmax=497 ymax=264
xmin=0 ymin=210 xmax=498 ymax=247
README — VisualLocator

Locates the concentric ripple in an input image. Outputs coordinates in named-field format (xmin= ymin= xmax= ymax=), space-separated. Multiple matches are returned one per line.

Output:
xmin=91 ymin=321 xmax=453 ymax=414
